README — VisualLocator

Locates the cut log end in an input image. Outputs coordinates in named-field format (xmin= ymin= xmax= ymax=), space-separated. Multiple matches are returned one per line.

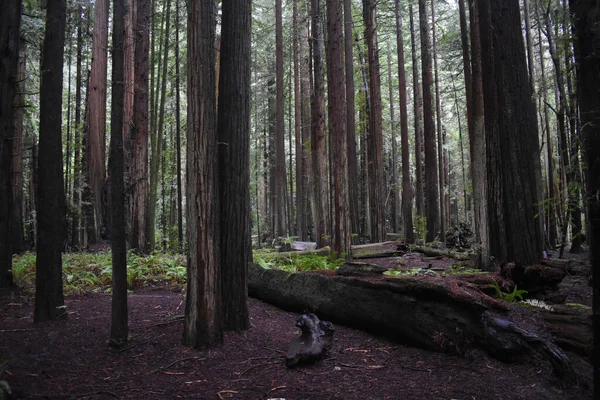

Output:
xmin=285 ymin=314 xmax=334 ymax=367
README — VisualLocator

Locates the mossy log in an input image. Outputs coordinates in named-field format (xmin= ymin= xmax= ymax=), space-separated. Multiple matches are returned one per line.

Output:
xmin=263 ymin=246 xmax=331 ymax=261
xmin=411 ymin=246 xmax=474 ymax=261
xmin=248 ymin=264 xmax=574 ymax=380
xmin=351 ymin=241 xmax=407 ymax=258
xmin=539 ymin=304 xmax=592 ymax=360
xmin=541 ymin=258 xmax=591 ymax=277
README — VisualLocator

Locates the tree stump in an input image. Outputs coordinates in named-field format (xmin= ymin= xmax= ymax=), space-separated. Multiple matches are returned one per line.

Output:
xmin=285 ymin=314 xmax=334 ymax=367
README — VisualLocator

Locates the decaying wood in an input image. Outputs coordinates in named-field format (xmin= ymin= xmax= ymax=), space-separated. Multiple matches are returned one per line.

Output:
xmin=266 ymin=246 xmax=332 ymax=261
xmin=286 ymin=313 xmax=334 ymax=367
xmin=411 ymin=246 xmax=474 ymax=261
xmin=351 ymin=241 xmax=406 ymax=259
xmin=539 ymin=304 xmax=592 ymax=360
xmin=337 ymin=262 xmax=391 ymax=276
xmin=541 ymin=258 xmax=590 ymax=277
xmin=500 ymin=263 xmax=566 ymax=297
xmin=249 ymin=264 xmax=576 ymax=381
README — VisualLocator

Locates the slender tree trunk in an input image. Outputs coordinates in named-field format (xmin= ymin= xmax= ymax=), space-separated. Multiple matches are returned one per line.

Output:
xmin=131 ymin=0 xmax=150 ymax=253
xmin=409 ymin=5 xmax=425 ymax=220
xmin=568 ymin=0 xmax=600 ymax=389
xmin=311 ymin=0 xmax=329 ymax=248
xmin=326 ymin=0 xmax=351 ymax=257
xmin=430 ymin=0 xmax=446 ymax=241
xmin=386 ymin=42 xmax=399 ymax=234
xmin=363 ymin=0 xmax=386 ymax=243
xmin=71 ymin=10 xmax=83 ymax=249
xmin=343 ymin=0 xmax=360 ymax=242
xmin=537 ymin=13 xmax=557 ymax=248
xmin=469 ymin=0 xmax=489 ymax=269
xmin=122 ymin=0 xmax=134 ymax=245
xmin=394 ymin=0 xmax=413 ymax=244
xmin=183 ymin=0 xmax=222 ymax=350
xmin=86 ymin=0 xmax=109 ymax=243
xmin=293 ymin=0 xmax=306 ymax=241
xmin=11 ymin=39 xmax=26 ymax=255
xmin=300 ymin=19 xmax=313 ymax=241
xmin=0 ymin=0 xmax=22 ymax=291
xmin=35 ymin=0 xmax=67 ymax=321
xmin=109 ymin=0 xmax=128 ymax=346
xmin=418 ymin=0 xmax=439 ymax=243
xmin=217 ymin=0 xmax=251 ymax=331
xmin=174 ymin=0 xmax=183 ymax=250
xmin=148 ymin=0 xmax=171 ymax=251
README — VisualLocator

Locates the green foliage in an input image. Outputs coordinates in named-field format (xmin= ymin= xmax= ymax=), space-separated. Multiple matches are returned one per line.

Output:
xmin=442 ymin=265 xmax=486 ymax=276
xmin=253 ymin=250 xmax=344 ymax=273
xmin=12 ymin=252 xmax=187 ymax=295
xmin=384 ymin=268 xmax=438 ymax=277
xmin=490 ymin=279 xmax=528 ymax=303
xmin=413 ymin=215 xmax=428 ymax=241
xmin=566 ymin=302 xmax=591 ymax=310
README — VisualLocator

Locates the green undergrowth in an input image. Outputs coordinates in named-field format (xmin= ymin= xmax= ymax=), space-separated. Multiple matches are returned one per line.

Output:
xmin=384 ymin=264 xmax=486 ymax=278
xmin=253 ymin=249 xmax=344 ymax=273
xmin=12 ymin=252 xmax=186 ymax=295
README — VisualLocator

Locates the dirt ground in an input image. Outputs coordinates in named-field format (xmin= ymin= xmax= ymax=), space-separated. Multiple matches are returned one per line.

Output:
xmin=0 ymin=252 xmax=594 ymax=400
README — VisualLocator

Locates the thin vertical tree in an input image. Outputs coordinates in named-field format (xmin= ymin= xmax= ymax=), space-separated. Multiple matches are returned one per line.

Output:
xmin=569 ymin=0 xmax=599 ymax=389
xmin=394 ymin=0 xmax=414 ymax=243
xmin=409 ymin=4 xmax=425 ymax=219
xmin=174 ymin=0 xmax=183 ymax=249
xmin=363 ymin=0 xmax=386 ymax=242
xmin=327 ymin=0 xmax=351 ymax=256
xmin=35 ymin=0 xmax=67 ymax=321
xmin=430 ymin=0 xmax=446 ymax=240
xmin=11 ymin=38 xmax=26 ymax=255
xmin=109 ymin=0 xmax=128 ymax=346
xmin=85 ymin=0 xmax=109 ymax=244
xmin=131 ymin=0 xmax=150 ymax=253
xmin=418 ymin=0 xmax=439 ymax=243
xmin=386 ymin=42 xmax=399 ymax=234
xmin=311 ymin=0 xmax=330 ymax=247
xmin=217 ymin=0 xmax=251 ymax=331
xmin=293 ymin=0 xmax=306 ymax=241
xmin=0 ymin=0 xmax=22 ymax=291
xmin=183 ymin=0 xmax=222 ymax=349
xmin=71 ymin=7 xmax=84 ymax=249
xmin=343 ymin=0 xmax=360 ymax=241
xmin=274 ymin=0 xmax=288 ymax=239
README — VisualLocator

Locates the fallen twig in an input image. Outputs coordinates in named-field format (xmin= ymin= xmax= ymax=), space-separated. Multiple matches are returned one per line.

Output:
xmin=148 ymin=357 xmax=206 ymax=375
xmin=238 ymin=361 xmax=279 ymax=376
xmin=217 ymin=390 xmax=239 ymax=400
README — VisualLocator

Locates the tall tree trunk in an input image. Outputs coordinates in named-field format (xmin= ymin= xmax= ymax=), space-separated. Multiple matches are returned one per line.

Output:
xmin=273 ymin=0 xmax=288 ymax=239
xmin=0 ymin=0 xmax=22 ymax=291
xmin=568 ymin=0 xmax=599 ymax=389
xmin=293 ymin=0 xmax=305 ymax=241
xmin=147 ymin=0 xmax=171 ymax=251
xmin=174 ymin=0 xmax=183 ymax=250
xmin=11 ymin=39 xmax=26 ymax=255
xmin=122 ymin=0 xmax=134 ymax=246
xmin=35 ymin=0 xmax=67 ymax=321
xmin=394 ymin=0 xmax=413 ymax=244
xmin=217 ymin=0 xmax=251 ymax=331
xmin=311 ymin=0 xmax=329 ymax=248
xmin=478 ymin=0 xmax=543 ymax=265
xmin=363 ymin=0 xmax=386 ymax=243
xmin=109 ymin=0 xmax=128 ymax=346
xmin=469 ymin=0 xmax=490 ymax=269
xmin=71 ymin=9 xmax=83 ymax=249
xmin=343 ymin=0 xmax=360 ymax=242
xmin=300 ymin=19 xmax=313 ymax=241
xmin=430 ymin=0 xmax=446 ymax=241
xmin=386 ymin=42 xmax=399 ymax=234
xmin=418 ymin=0 xmax=439 ymax=243
xmin=326 ymin=0 xmax=351 ymax=257
xmin=183 ymin=0 xmax=222 ymax=350
xmin=86 ymin=0 xmax=109 ymax=243
xmin=537 ymin=7 xmax=558 ymax=249
xmin=409 ymin=4 xmax=425 ymax=220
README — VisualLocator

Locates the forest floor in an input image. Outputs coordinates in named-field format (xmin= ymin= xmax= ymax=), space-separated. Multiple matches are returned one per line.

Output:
xmin=0 ymin=250 xmax=593 ymax=400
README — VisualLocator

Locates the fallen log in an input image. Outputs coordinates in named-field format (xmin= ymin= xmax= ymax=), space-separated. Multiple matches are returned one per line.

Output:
xmin=248 ymin=263 xmax=574 ymax=380
xmin=541 ymin=258 xmax=591 ymax=277
xmin=539 ymin=304 xmax=592 ymax=360
xmin=336 ymin=262 xmax=392 ymax=276
xmin=500 ymin=263 xmax=566 ymax=298
xmin=351 ymin=241 xmax=407 ymax=259
xmin=286 ymin=314 xmax=335 ymax=367
xmin=411 ymin=246 xmax=474 ymax=261
xmin=261 ymin=246 xmax=331 ymax=261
